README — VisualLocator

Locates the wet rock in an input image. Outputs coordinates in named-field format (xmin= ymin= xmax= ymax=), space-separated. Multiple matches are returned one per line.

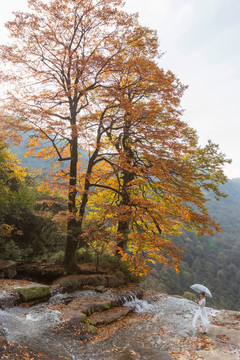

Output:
xmin=54 ymin=297 xmax=116 ymax=321
xmin=66 ymin=310 xmax=87 ymax=323
xmin=55 ymin=317 xmax=96 ymax=341
xmin=14 ymin=283 xmax=51 ymax=302
xmin=0 ymin=260 xmax=17 ymax=279
xmin=88 ymin=306 xmax=133 ymax=326
xmin=84 ymin=300 xmax=112 ymax=315
xmin=117 ymin=288 xmax=144 ymax=305
xmin=0 ymin=291 xmax=19 ymax=309
xmin=111 ymin=348 xmax=173 ymax=360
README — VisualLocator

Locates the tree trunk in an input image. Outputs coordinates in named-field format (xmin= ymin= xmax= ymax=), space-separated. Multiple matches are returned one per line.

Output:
xmin=78 ymin=147 xmax=99 ymax=248
xmin=64 ymin=226 xmax=79 ymax=274
xmin=64 ymin=136 xmax=100 ymax=271
xmin=116 ymin=116 xmax=135 ymax=253
xmin=63 ymin=121 xmax=79 ymax=273
xmin=117 ymin=219 xmax=129 ymax=252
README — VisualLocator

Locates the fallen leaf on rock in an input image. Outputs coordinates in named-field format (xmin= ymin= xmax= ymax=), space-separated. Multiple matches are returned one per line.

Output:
xmin=130 ymin=350 xmax=138 ymax=355
xmin=216 ymin=334 xmax=230 ymax=342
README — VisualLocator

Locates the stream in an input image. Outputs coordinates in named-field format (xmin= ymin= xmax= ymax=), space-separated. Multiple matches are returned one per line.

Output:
xmin=0 ymin=290 xmax=207 ymax=360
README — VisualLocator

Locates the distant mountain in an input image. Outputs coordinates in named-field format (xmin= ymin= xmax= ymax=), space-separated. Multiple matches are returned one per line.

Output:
xmin=10 ymin=133 xmax=53 ymax=171
xmin=10 ymin=133 xmax=87 ymax=171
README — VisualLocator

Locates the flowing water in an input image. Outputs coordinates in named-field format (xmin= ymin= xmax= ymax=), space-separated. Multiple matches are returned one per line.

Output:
xmin=0 ymin=291 xmax=204 ymax=360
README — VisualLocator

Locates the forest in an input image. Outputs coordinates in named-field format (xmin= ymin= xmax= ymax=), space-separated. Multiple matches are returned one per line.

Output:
xmin=0 ymin=0 xmax=236 ymax=311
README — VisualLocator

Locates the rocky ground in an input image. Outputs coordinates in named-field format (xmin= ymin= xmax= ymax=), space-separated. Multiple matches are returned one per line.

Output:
xmin=141 ymin=292 xmax=240 ymax=360
xmin=0 ymin=262 xmax=239 ymax=359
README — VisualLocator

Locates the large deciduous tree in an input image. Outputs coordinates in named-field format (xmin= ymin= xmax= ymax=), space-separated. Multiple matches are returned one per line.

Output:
xmin=82 ymin=55 xmax=230 ymax=274
xmin=0 ymin=0 xmax=230 ymax=274
xmin=0 ymin=0 xmax=158 ymax=273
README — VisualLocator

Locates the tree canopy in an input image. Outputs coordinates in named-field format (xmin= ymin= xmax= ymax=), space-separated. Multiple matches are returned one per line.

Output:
xmin=0 ymin=0 xmax=230 ymax=274
xmin=0 ymin=141 xmax=27 ymax=216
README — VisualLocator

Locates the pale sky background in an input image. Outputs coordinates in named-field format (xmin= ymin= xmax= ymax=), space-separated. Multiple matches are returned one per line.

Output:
xmin=0 ymin=0 xmax=239 ymax=179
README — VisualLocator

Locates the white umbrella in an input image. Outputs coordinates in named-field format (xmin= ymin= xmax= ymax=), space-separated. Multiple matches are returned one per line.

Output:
xmin=190 ymin=284 xmax=212 ymax=298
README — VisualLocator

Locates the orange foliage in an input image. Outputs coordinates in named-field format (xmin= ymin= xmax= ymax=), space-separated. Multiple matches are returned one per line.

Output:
xmin=0 ymin=0 xmax=230 ymax=274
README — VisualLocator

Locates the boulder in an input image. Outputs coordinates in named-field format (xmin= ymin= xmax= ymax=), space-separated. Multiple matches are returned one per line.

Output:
xmin=16 ymin=262 xmax=65 ymax=283
xmin=14 ymin=283 xmax=51 ymax=302
xmin=54 ymin=274 xmax=125 ymax=292
xmin=107 ymin=274 xmax=124 ymax=287
xmin=95 ymin=285 xmax=106 ymax=293
xmin=80 ymin=300 xmax=112 ymax=316
xmin=88 ymin=306 xmax=133 ymax=326
xmin=67 ymin=311 xmax=87 ymax=323
xmin=0 ymin=260 xmax=17 ymax=279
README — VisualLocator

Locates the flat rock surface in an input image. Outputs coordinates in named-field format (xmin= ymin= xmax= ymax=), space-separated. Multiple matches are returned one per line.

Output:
xmin=47 ymin=297 xmax=115 ymax=320
xmin=88 ymin=306 xmax=133 ymax=326
xmin=0 ymin=281 xmax=239 ymax=359
xmin=81 ymin=292 xmax=240 ymax=360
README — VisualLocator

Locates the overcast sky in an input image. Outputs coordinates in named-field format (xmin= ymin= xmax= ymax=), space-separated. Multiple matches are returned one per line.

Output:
xmin=0 ymin=0 xmax=239 ymax=179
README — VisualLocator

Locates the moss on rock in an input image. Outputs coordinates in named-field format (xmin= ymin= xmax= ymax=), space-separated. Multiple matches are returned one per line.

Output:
xmin=15 ymin=284 xmax=51 ymax=302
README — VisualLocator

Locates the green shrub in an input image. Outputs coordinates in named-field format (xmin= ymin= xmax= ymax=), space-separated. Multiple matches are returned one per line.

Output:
xmin=99 ymin=253 xmax=142 ymax=284
xmin=49 ymin=250 xmax=65 ymax=264
xmin=0 ymin=212 xmax=65 ymax=262
xmin=183 ymin=291 xmax=197 ymax=301
xmin=76 ymin=247 xmax=95 ymax=263
xmin=98 ymin=253 xmax=120 ymax=271
xmin=0 ymin=239 xmax=22 ymax=261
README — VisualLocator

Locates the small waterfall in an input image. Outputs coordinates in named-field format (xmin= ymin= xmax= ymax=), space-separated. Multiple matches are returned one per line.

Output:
xmin=123 ymin=294 xmax=153 ymax=313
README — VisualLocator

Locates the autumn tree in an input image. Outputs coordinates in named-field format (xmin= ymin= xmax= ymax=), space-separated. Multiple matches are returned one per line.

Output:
xmin=0 ymin=0 xmax=230 ymax=275
xmin=81 ymin=54 xmax=230 ymax=275
xmin=0 ymin=0 xmax=161 ymax=273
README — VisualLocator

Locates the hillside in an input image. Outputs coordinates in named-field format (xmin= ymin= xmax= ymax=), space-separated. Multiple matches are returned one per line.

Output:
xmin=145 ymin=179 xmax=240 ymax=311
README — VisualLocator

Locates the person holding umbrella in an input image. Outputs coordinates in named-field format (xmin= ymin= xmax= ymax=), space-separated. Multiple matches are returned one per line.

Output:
xmin=191 ymin=284 xmax=211 ymax=334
